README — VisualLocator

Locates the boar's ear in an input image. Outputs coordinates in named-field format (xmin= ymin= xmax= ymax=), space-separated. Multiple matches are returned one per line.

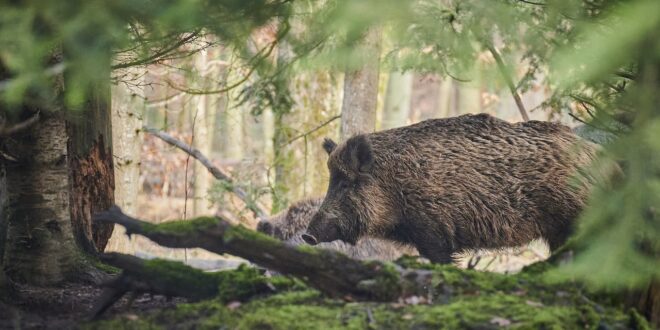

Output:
xmin=322 ymin=138 xmax=337 ymax=155
xmin=346 ymin=135 xmax=374 ymax=174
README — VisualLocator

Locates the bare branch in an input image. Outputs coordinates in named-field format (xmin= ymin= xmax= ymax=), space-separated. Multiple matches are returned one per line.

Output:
xmin=111 ymin=31 xmax=202 ymax=70
xmin=485 ymin=44 xmax=530 ymax=121
xmin=287 ymin=115 xmax=341 ymax=145
xmin=143 ymin=126 xmax=268 ymax=219
xmin=164 ymin=39 xmax=278 ymax=95
xmin=0 ymin=112 xmax=40 ymax=137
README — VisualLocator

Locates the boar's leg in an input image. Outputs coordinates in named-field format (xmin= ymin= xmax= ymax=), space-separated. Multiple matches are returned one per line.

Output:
xmin=545 ymin=225 xmax=573 ymax=252
xmin=416 ymin=245 xmax=454 ymax=264
xmin=413 ymin=236 xmax=455 ymax=264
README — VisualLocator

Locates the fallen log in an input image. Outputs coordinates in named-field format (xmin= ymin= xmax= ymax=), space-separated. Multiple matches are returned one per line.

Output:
xmin=90 ymin=253 xmax=293 ymax=318
xmin=94 ymin=206 xmax=434 ymax=302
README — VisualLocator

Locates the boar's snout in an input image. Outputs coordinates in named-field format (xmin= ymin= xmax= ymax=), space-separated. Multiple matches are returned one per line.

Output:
xmin=301 ymin=233 xmax=318 ymax=245
xmin=304 ymin=211 xmax=341 ymax=245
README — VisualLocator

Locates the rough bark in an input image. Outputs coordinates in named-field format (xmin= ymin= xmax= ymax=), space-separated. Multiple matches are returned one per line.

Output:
xmin=94 ymin=207 xmax=434 ymax=302
xmin=340 ymin=28 xmax=381 ymax=140
xmin=67 ymin=79 xmax=115 ymax=253
xmin=3 ymin=111 xmax=79 ymax=284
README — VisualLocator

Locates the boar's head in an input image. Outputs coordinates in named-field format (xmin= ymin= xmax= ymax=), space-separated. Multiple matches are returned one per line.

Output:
xmin=303 ymin=135 xmax=390 ymax=246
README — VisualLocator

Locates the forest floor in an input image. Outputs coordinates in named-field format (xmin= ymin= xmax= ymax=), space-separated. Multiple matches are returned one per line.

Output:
xmin=0 ymin=281 xmax=187 ymax=329
xmin=0 ymin=258 xmax=651 ymax=330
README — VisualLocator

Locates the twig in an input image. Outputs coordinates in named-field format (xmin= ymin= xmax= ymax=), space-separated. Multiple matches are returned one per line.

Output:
xmin=485 ymin=44 xmax=530 ymax=121
xmin=614 ymin=70 xmax=636 ymax=81
xmin=164 ymin=39 xmax=278 ymax=95
xmin=111 ymin=31 xmax=202 ymax=70
xmin=466 ymin=255 xmax=481 ymax=270
xmin=0 ymin=112 xmax=40 ymax=136
xmin=518 ymin=0 xmax=546 ymax=5
xmin=287 ymin=115 xmax=341 ymax=144
xmin=143 ymin=126 xmax=268 ymax=219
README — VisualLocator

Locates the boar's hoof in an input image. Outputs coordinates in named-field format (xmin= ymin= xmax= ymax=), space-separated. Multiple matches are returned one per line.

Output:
xmin=301 ymin=233 xmax=318 ymax=245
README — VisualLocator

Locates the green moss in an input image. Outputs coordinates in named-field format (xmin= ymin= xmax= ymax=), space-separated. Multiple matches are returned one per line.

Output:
xmin=223 ymin=224 xmax=282 ymax=245
xmin=215 ymin=264 xmax=295 ymax=302
xmin=91 ymin=286 xmax=636 ymax=330
xmin=295 ymin=244 xmax=322 ymax=254
xmin=89 ymin=257 xmax=643 ymax=329
xmin=144 ymin=217 xmax=219 ymax=235
xmin=140 ymin=259 xmax=220 ymax=295
xmin=628 ymin=308 xmax=652 ymax=330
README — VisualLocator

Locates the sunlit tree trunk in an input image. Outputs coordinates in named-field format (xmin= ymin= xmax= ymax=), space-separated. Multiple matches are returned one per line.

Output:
xmin=192 ymin=46 xmax=213 ymax=217
xmin=340 ymin=28 xmax=381 ymax=140
xmin=382 ymin=71 xmax=413 ymax=129
xmin=106 ymin=70 xmax=145 ymax=254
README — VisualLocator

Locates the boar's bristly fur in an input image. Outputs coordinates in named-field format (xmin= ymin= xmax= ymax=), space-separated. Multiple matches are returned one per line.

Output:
xmin=257 ymin=198 xmax=417 ymax=261
xmin=305 ymin=113 xmax=601 ymax=264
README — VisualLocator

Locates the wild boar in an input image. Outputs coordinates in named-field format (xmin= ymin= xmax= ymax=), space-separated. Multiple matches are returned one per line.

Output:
xmin=257 ymin=198 xmax=417 ymax=261
xmin=302 ymin=113 xmax=600 ymax=264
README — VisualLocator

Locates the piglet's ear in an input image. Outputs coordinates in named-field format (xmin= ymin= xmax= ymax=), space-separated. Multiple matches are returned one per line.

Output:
xmin=322 ymin=138 xmax=337 ymax=155
xmin=346 ymin=135 xmax=374 ymax=174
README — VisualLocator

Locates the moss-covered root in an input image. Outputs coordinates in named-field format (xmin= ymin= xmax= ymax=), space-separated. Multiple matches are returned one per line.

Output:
xmin=100 ymin=253 xmax=296 ymax=303
xmin=87 ymin=257 xmax=652 ymax=329
xmin=88 ymin=287 xmax=650 ymax=330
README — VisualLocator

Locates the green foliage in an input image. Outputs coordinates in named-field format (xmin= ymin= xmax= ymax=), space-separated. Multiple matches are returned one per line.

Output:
xmin=543 ymin=1 xmax=660 ymax=289
xmin=0 ymin=0 xmax=291 ymax=111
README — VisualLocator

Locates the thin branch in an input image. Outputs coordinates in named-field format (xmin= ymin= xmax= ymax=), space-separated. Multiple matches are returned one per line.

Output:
xmin=614 ymin=70 xmax=636 ymax=81
xmin=111 ymin=31 xmax=201 ymax=70
xmin=164 ymin=40 xmax=278 ymax=95
xmin=485 ymin=44 xmax=530 ymax=121
xmin=143 ymin=126 xmax=268 ymax=219
xmin=0 ymin=112 xmax=40 ymax=136
xmin=287 ymin=115 xmax=341 ymax=144
xmin=518 ymin=0 xmax=546 ymax=5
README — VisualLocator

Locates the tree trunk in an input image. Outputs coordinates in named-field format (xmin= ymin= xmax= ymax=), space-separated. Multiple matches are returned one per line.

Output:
xmin=192 ymin=46 xmax=212 ymax=217
xmin=340 ymin=28 xmax=381 ymax=140
xmin=106 ymin=71 xmax=144 ymax=254
xmin=3 ymin=110 xmax=80 ymax=284
xmin=67 ymin=78 xmax=115 ymax=254
xmin=382 ymin=71 xmax=413 ymax=129
xmin=1 ymin=57 xmax=114 ymax=285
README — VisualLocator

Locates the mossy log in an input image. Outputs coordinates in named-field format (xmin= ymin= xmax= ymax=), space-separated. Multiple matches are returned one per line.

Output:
xmin=94 ymin=206 xmax=433 ymax=302
xmin=91 ymin=253 xmax=294 ymax=318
